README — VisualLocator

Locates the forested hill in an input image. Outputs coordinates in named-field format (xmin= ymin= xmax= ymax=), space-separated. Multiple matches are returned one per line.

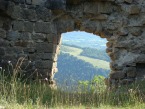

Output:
xmin=80 ymin=47 xmax=110 ymax=62
xmin=54 ymin=53 xmax=110 ymax=85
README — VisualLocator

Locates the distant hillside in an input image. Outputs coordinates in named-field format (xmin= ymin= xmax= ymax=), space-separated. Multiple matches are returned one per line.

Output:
xmin=80 ymin=47 xmax=110 ymax=62
xmin=55 ymin=53 xmax=110 ymax=85
xmin=60 ymin=45 xmax=110 ymax=70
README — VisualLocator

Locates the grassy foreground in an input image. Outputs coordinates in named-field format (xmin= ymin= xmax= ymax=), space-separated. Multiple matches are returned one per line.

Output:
xmin=0 ymin=75 xmax=145 ymax=109
xmin=0 ymin=62 xmax=145 ymax=109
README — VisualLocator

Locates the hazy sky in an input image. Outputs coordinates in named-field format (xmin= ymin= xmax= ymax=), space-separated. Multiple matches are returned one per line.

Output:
xmin=61 ymin=31 xmax=107 ymax=42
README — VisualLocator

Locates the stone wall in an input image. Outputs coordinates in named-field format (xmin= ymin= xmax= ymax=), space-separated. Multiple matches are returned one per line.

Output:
xmin=0 ymin=0 xmax=145 ymax=87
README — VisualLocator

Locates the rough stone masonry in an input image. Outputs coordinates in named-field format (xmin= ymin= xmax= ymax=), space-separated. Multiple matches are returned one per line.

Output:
xmin=0 ymin=0 xmax=145 ymax=87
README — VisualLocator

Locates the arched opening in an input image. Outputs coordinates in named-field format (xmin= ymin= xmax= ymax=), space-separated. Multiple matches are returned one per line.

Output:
xmin=54 ymin=31 xmax=110 ymax=90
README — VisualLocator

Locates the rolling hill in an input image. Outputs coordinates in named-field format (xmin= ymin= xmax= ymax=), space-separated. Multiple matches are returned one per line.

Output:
xmin=60 ymin=44 xmax=110 ymax=70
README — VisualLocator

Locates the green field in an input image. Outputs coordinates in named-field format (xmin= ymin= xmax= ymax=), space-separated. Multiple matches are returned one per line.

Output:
xmin=60 ymin=45 xmax=110 ymax=70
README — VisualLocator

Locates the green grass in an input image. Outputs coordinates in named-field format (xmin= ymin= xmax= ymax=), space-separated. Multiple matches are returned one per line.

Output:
xmin=1 ymin=58 xmax=145 ymax=109
xmin=61 ymin=45 xmax=110 ymax=70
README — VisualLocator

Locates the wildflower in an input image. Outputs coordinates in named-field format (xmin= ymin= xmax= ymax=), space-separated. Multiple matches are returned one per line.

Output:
xmin=0 ymin=67 xmax=2 ymax=70
xmin=8 ymin=61 xmax=11 ymax=64
xmin=44 ymin=78 xmax=48 ymax=81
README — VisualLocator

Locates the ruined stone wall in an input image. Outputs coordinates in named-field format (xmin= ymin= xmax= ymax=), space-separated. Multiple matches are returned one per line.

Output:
xmin=0 ymin=0 xmax=145 ymax=87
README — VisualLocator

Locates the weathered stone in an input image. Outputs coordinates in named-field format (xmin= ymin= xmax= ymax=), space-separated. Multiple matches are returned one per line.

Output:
xmin=36 ymin=43 xmax=56 ymax=53
xmin=80 ymin=21 xmax=102 ymax=33
xmin=24 ymin=47 xmax=36 ymax=53
xmin=0 ymin=29 xmax=6 ymax=38
xmin=98 ymin=2 xmax=112 ymax=14
xmin=20 ymin=32 xmax=31 ymax=40
xmin=124 ymin=0 xmax=132 ymax=3
xmin=110 ymin=71 xmax=125 ymax=79
xmin=129 ymin=27 xmax=142 ymax=36
xmin=37 ymin=53 xmax=57 ymax=61
xmin=6 ymin=31 xmax=20 ymax=41
xmin=15 ymin=40 xmax=31 ymax=47
xmin=26 ymin=0 xmax=32 ymax=4
xmin=7 ymin=4 xmax=23 ymax=19
xmin=129 ymin=5 xmax=140 ymax=15
xmin=106 ymin=48 xmax=112 ymax=53
xmin=0 ymin=0 xmax=145 ymax=87
xmin=12 ymin=21 xmax=24 ymax=31
xmin=121 ymin=78 xmax=134 ymax=85
xmin=12 ymin=0 xmax=25 ymax=3
xmin=36 ymin=8 xmax=52 ymax=21
xmin=35 ymin=60 xmax=53 ymax=69
xmin=122 ymin=5 xmax=140 ymax=15
xmin=34 ymin=22 xmax=55 ymax=34
xmin=0 ymin=47 xmax=5 ymax=56
xmin=84 ymin=2 xmax=98 ymax=15
xmin=106 ymin=42 xmax=113 ymax=48
xmin=96 ymin=14 xmax=108 ymax=20
xmin=23 ymin=9 xmax=37 ymax=21
xmin=45 ymin=0 xmax=66 ymax=10
xmin=32 ymin=33 xmax=46 ymax=42
xmin=123 ymin=67 xmax=136 ymax=78
xmin=55 ymin=19 xmax=74 ymax=33
xmin=0 ymin=38 xmax=9 ymax=47
xmin=24 ymin=21 xmax=33 ymax=32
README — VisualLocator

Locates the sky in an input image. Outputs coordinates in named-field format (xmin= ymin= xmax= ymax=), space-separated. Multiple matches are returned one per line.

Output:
xmin=61 ymin=31 xmax=108 ymax=49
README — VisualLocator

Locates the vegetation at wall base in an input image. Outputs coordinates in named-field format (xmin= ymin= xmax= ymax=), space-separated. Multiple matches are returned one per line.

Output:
xmin=0 ymin=60 xmax=145 ymax=109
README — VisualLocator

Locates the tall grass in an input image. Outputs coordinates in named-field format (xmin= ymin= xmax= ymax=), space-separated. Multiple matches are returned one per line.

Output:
xmin=0 ymin=59 xmax=145 ymax=108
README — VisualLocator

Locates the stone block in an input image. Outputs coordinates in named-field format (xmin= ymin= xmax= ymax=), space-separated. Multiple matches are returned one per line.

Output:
xmin=12 ymin=21 xmax=24 ymax=31
xmin=52 ymin=62 xmax=57 ymax=68
xmin=26 ymin=0 xmax=32 ymax=4
xmin=5 ymin=47 xmax=21 ymax=54
xmin=24 ymin=47 xmax=36 ymax=53
xmin=122 ymin=5 xmax=140 ymax=15
xmin=20 ymin=32 xmax=31 ymax=40
xmin=24 ymin=22 xmax=33 ymax=32
xmin=7 ymin=4 xmax=23 ymax=19
xmin=12 ymin=0 xmax=25 ymax=3
xmin=32 ymin=33 xmax=46 ymax=42
xmin=121 ymin=78 xmax=134 ymax=85
xmin=55 ymin=19 xmax=74 ymax=33
xmin=0 ymin=47 xmax=5 ymax=56
xmin=0 ymin=18 xmax=3 ymax=28
xmin=15 ymin=40 xmax=30 ymax=47
xmin=34 ymin=22 xmax=55 ymax=34
xmin=23 ymin=9 xmax=37 ymax=21
xmin=36 ymin=7 xmax=52 ymax=22
xmin=0 ymin=0 xmax=8 ymax=11
xmin=35 ymin=60 xmax=53 ymax=69
xmin=84 ymin=2 xmax=98 ymax=14
xmin=98 ymin=2 xmax=112 ymax=14
xmin=110 ymin=71 xmax=125 ymax=79
xmin=6 ymin=31 xmax=20 ymax=41
xmin=37 ymin=53 xmax=57 ymax=61
xmin=124 ymin=0 xmax=132 ymax=3
xmin=106 ymin=42 xmax=113 ymax=48
xmin=80 ymin=21 xmax=102 ymax=33
xmin=106 ymin=48 xmax=112 ymax=53
xmin=129 ymin=27 xmax=142 ymax=36
xmin=0 ymin=38 xmax=9 ymax=47
xmin=129 ymin=5 xmax=140 ymax=15
xmin=123 ymin=67 xmax=136 ymax=78
xmin=96 ymin=14 xmax=108 ymax=20
xmin=36 ymin=43 xmax=56 ymax=53
xmin=66 ymin=0 xmax=82 ymax=5
xmin=45 ymin=0 xmax=66 ymax=10
xmin=0 ymin=29 xmax=6 ymax=38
